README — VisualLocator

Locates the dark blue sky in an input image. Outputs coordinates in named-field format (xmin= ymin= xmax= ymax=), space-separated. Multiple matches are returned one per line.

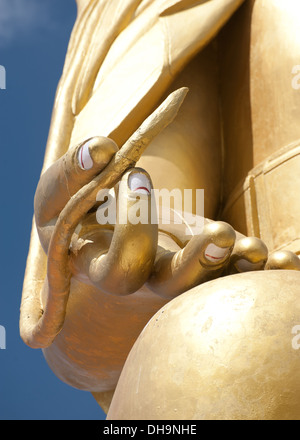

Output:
xmin=0 ymin=0 xmax=105 ymax=420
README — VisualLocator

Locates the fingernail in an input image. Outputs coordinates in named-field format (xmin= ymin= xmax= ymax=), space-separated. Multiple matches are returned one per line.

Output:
xmin=205 ymin=243 xmax=230 ymax=262
xmin=128 ymin=172 xmax=151 ymax=195
xmin=235 ymin=259 xmax=264 ymax=272
xmin=78 ymin=141 xmax=93 ymax=170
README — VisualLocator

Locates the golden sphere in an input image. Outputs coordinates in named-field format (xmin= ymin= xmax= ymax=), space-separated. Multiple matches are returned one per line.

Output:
xmin=108 ymin=270 xmax=300 ymax=420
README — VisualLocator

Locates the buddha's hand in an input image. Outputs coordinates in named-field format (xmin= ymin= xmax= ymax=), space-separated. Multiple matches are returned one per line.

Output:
xmin=34 ymin=137 xmax=300 ymax=300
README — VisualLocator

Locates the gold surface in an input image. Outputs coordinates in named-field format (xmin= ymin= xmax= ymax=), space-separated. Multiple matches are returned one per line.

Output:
xmin=20 ymin=0 xmax=300 ymax=419
xmin=107 ymin=270 xmax=300 ymax=420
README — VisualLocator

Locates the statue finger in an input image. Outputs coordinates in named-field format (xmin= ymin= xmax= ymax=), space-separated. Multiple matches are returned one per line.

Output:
xmin=265 ymin=250 xmax=300 ymax=271
xmin=147 ymin=221 xmax=236 ymax=299
xmin=226 ymin=237 xmax=268 ymax=274
xmin=79 ymin=168 xmax=158 ymax=295
xmin=71 ymin=136 xmax=118 ymax=183
xmin=35 ymin=136 xmax=118 ymax=225
xmin=34 ymin=136 xmax=118 ymax=250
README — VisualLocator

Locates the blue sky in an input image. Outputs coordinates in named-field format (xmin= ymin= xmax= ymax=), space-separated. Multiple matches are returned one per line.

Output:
xmin=0 ymin=0 xmax=105 ymax=420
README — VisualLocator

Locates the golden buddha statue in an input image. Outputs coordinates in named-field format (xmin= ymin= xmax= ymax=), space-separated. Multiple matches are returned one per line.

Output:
xmin=20 ymin=0 xmax=300 ymax=419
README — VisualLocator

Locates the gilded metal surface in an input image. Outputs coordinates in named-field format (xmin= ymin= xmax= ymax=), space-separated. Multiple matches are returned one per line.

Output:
xmin=107 ymin=271 xmax=300 ymax=420
xmin=20 ymin=0 xmax=300 ymax=418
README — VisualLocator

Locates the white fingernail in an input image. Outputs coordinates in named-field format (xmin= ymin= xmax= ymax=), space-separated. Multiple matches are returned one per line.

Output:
xmin=78 ymin=141 xmax=93 ymax=170
xmin=235 ymin=259 xmax=263 ymax=272
xmin=128 ymin=173 xmax=151 ymax=195
xmin=205 ymin=243 xmax=230 ymax=262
